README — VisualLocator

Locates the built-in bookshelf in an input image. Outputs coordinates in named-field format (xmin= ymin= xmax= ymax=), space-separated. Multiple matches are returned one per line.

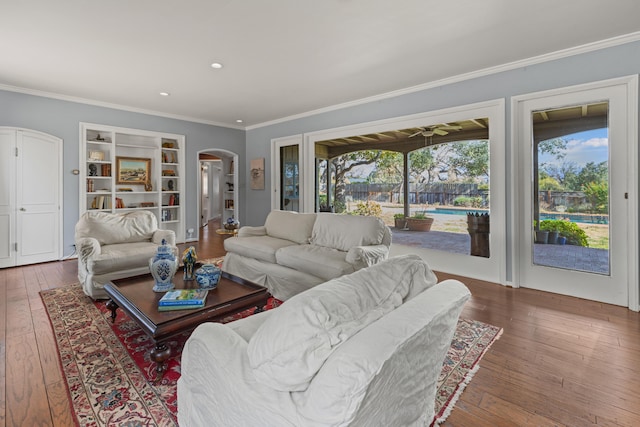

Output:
xmin=79 ymin=123 xmax=186 ymax=242
xmin=223 ymin=162 xmax=235 ymax=220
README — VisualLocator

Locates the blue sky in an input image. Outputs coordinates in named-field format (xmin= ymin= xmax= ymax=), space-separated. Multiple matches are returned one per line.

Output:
xmin=539 ymin=128 xmax=608 ymax=167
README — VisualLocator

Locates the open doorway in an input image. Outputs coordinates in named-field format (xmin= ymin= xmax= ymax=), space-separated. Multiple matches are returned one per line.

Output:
xmin=198 ymin=150 xmax=238 ymax=233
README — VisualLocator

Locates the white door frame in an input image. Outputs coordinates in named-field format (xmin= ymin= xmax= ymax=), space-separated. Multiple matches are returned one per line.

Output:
xmin=302 ymin=99 xmax=507 ymax=285
xmin=511 ymin=76 xmax=638 ymax=311
xmin=271 ymin=135 xmax=304 ymax=212
xmin=195 ymin=149 xmax=238 ymax=239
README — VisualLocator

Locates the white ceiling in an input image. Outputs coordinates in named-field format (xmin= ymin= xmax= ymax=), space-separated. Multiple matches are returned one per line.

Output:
xmin=3 ymin=0 xmax=640 ymax=128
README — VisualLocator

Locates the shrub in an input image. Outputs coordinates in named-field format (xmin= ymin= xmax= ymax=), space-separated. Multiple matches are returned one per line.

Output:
xmin=540 ymin=220 xmax=588 ymax=247
xmin=353 ymin=200 xmax=382 ymax=217
xmin=453 ymin=196 xmax=482 ymax=208
xmin=411 ymin=212 xmax=431 ymax=220
xmin=393 ymin=213 xmax=405 ymax=219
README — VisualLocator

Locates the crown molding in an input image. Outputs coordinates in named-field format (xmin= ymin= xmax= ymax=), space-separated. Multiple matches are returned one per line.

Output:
xmin=3 ymin=31 xmax=640 ymax=132
xmin=0 ymin=83 xmax=244 ymax=130
xmin=247 ymin=31 xmax=640 ymax=131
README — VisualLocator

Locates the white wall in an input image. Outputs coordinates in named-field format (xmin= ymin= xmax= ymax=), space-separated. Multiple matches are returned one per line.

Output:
xmin=244 ymin=39 xmax=640 ymax=282
xmin=0 ymin=90 xmax=245 ymax=256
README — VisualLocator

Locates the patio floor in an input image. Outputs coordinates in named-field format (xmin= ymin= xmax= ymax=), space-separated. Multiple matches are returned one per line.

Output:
xmin=391 ymin=228 xmax=610 ymax=275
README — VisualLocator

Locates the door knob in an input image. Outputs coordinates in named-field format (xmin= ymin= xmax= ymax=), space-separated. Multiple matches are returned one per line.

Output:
xmin=20 ymin=208 xmax=26 ymax=211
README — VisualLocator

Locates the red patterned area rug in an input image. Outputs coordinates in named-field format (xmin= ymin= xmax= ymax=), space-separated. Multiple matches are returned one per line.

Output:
xmin=42 ymin=284 xmax=501 ymax=427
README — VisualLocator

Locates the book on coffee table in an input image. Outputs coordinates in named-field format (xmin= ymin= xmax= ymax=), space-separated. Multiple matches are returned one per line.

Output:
xmin=158 ymin=289 xmax=208 ymax=307
xmin=158 ymin=303 xmax=206 ymax=312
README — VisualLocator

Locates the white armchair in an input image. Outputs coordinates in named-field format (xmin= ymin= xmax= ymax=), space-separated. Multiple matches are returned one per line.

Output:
xmin=178 ymin=255 xmax=470 ymax=426
xmin=75 ymin=210 xmax=175 ymax=299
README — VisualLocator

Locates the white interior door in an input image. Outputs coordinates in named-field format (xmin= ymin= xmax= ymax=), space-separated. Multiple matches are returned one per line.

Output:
xmin=0 ymin=128 xmax=62 ymax=267
xmin=514 ymin=77 xmax=637 ymax=308
xmin=0 ymin=130 xmax=17 ymax=268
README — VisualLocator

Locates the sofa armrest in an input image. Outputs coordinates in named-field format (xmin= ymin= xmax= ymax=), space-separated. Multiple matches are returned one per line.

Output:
xmin=346 ymin=244 xmax=389 ymax=268
xmin=178 ymin=322 xmax=297 ymax=426
xmin=76 ymin=237 xmax=101 ymax=264
xmin=238 ymin=226 xmax=267 ymax=237
xmin=152 ymin=229 xmax=176 ymax=246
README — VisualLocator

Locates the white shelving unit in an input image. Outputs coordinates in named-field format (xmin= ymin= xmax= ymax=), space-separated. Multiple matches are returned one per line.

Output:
xmin=223 ymin=164 xmax=236 ymax=221
xmin=79 ymin=123 xmax=186 ymax=242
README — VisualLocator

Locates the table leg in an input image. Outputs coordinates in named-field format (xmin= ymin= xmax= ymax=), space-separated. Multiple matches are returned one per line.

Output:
xmin=105 ymin=299 xmax=118 ymax=323
xmin=150 ymin=341 xmax=172 ymax=382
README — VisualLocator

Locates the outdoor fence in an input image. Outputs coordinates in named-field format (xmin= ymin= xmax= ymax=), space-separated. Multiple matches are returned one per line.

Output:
xmin=344 ymin=183 xmax=592 ymax=210
xmin=344 ymin=183 xmax=488 ymax=206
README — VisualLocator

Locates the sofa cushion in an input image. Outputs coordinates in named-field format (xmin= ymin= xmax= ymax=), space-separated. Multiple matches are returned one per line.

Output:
xmin=276 ymin=245 xmax=356 ymax=281
xmin=311 ymin=214 xmax=386 ymax=251
xmin=264 ymin=210 xmax=316 ymax=244
xmin=246 ymin=254 xmax=438 ymax=392
xmin=223 ymin=235 xmax=298 ymax=264
xmin=89 ymin=241 xmax=159 ymax=275
xmin=75 ymin=211 xmax=158 ymax=246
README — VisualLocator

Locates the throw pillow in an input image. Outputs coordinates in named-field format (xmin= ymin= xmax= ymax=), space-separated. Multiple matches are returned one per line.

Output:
xmin=264 ymin=210 xmax=316 ymax=244
xmin=310 ymin=213 xmax=385 ymax=251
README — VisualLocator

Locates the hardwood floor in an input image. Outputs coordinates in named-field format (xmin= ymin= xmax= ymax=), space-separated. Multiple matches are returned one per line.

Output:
xmin=1 ymin=221 xmax=639 ymax=426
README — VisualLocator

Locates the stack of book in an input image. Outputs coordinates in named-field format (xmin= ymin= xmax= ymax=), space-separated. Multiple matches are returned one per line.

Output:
xmin=158 ymin=289 xmax=208 ymax=311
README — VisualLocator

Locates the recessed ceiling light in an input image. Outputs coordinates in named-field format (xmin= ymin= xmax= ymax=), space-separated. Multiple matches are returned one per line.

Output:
xmin=211 ymin=62 xmax=223 ymax=69
xmin=236 ymin=119 xmax=243 ymax=123
xmin=159 ymin=92 xmax=170 ymax=96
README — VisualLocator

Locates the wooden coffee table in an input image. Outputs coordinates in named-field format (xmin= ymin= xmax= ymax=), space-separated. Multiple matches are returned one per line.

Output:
xmin=104 ymin=269 xmax=269 ymax=380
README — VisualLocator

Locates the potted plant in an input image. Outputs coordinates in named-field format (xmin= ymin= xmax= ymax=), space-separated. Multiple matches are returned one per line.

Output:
xmin=540 ymin=219 xmax=589 ymax=246
xmin=393 ymin=213 xmax=407 ymax=229
xmin=406 ymin=212 xmax=434 ymax=231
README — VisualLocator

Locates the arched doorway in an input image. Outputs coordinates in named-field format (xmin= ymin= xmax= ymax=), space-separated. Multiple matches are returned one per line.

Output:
xmin=196 ymin=149 xmax=238 ymax=236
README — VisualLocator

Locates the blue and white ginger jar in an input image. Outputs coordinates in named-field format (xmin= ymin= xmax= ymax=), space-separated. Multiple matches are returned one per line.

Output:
xmin=195 ymin=264 xmax=221 ymax=289
xmin=149 ymin=239 xmax=178 ymax=292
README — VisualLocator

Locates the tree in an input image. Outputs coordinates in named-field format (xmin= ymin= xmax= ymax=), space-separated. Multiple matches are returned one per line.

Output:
xmin=447 ymin=140 xmax=489 ymax=180
xmin=538 ymin=137 xmax=567 ymax=160
xmin=539 ymin=176 xmax=562 ymax=191
xmin=329 ymin=151 xmax=381 ymax=212
xmin=583 ymin=181 xmax=609 ymax=213
xmin=573 ymin=161 xmax=608 ymax=189
xmin=368 ymin=151 xmax=403 ymax=183
xmin=543 ymin=161 xmax=578 ymax=190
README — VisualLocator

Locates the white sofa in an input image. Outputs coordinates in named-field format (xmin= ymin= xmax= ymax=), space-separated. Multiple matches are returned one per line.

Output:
xmin=178 ymin=254 xmax=471 ymax=426
xmin=75 ymin=210 xmax=176 ymax=299
xmin=222 ymin=210 xmax=392 ymax=300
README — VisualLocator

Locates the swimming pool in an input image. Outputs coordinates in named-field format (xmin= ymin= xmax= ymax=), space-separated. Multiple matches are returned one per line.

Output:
xmin=430 ymin=208 xmax=488 ymax=216
xmin=428 ymin=208 xmax=608 ymax=224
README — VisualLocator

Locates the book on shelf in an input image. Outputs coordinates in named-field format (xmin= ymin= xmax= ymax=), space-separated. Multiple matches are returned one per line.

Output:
xmin=101 ymin=164 xmax=111 ymax=176
xmin=91 ymin=195 xmax=111 ymax=209
xmin=158 ymin=289 xmax=208 ymax=306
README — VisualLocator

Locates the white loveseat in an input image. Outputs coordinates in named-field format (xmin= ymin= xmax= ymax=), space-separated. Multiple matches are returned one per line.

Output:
xmin=178 ymin=254 xmax=471 ymax=426
xmin=222 ymin=210 xmax=392 ymax=300
xmin=75 ymin=210 xmax=176 ymax=299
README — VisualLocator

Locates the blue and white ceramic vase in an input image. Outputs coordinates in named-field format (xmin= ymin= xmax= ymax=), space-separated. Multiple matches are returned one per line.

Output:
xmin=195 ymin=264 xmax=221 ymax=290
xmin=149 ymin=239 xmax=178 ymax=292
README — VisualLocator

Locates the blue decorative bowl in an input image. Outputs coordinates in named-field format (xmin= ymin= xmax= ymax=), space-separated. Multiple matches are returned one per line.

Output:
xmin=195 ymin=264 xmax=221 ymax=289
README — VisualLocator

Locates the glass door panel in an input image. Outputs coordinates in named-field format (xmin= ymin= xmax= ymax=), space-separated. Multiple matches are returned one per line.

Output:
xmin=532 ymin=102 xmax=610 ymax=275
xmin=280 ymin=145 xmax=299 ymax=211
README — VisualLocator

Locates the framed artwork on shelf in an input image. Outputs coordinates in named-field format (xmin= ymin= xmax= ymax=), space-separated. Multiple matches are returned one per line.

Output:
xmin=88 ymin=150 xmax=105 ymax=161
xmin=116 ymin=156 xmax=151 ymax=185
